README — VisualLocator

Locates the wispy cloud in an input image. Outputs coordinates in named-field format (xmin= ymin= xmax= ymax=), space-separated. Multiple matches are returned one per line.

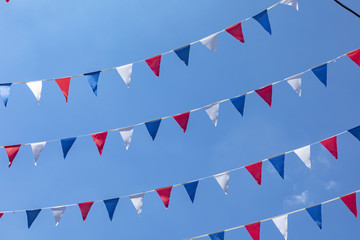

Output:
xmin=284 ymin=190 xmax=309 ymax=206
xmin=325 ymin=180 xmax=338 ymax=190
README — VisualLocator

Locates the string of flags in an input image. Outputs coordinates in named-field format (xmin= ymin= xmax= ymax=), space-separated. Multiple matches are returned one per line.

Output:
xmin=2 ymin=48 xmax=360 ymax=168
xmin=0 ymin=0 xmax=299 ymax=105
xmin=1 ymin=125 xmax=360 ymax=228
xmin=186 ymin=189 xmax=359 ymax=240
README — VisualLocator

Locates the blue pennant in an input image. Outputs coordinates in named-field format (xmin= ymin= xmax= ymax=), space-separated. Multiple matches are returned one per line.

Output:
xmin=61 ymin=137 xmax=77 ymax=159
xmin=26 ymin=209 xmax=41 ymax=229
xmin=184 ymin=181 xmax=199 ymax=203
xmin=230 ymin=95 xmax=246 ymax=116
xmin=103 ymin=198 xmax=119 ymax=221
xmin=0 ymin=83 xmax=11 ymax=107
xmin=209 ymin=231 xmax=225 ymax=240
xmin=269 ymin=154 xmax=285 ymax=179
xmin=312 ymin=64 xmax=327 ymax=87
xmin=84 ymin=71 xmax=101 ymax=96
xmin=174 ymin=45 xmax=191 ymax=66
xmin=349 ymin=125 xmax=360 ymax=141
xmin=253 ymin=10 xmax=272 ymax=35
xmin=145 ymin=119 xmax=162 ymax=141
xmin=306 ymin=204 xmax=322 ymax=229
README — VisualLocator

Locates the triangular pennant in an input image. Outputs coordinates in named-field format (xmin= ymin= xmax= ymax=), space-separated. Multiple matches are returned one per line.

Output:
xmin=306 ymin=204 xmax=322 ymax=229
xmin=55 ymin=77 xmax=71 ymax=102
xmin=294 ymin=145 xmax=311 ymax=169
xmin=245 ymin=161 xmax=263 ymax=185
xmin=184 ymin=181 xmax=199 ymax=203
xmin=0 ymin=83 xmax=11 ymax=107
xmin=26 ymin=81 xmax=42 ymax=103
xmin=103 ymin=198 xmax=119 ymax=221
xmin=173 ymin=112 xmax=190 ymax=133
xmin=214 ymin=172 xmax=230 ymax=195
xmin=91 ymin=131 xmax=108 ymax=155
xmin=209 ymin=231 xmax=225 ymax=240
xmin=204 ymin=103 xmax=220 ymax=127
xmin=129 ymin=193 xmax=145 ymax=215
xmin=78 ymin=202 xmax=94 ymax=222
xmin=286 ymin=74 xmax=302 ymax=96
xmin=280 ymin=0 xmax=299 ymax=10
xmin=5 ymin=144 xmax=21 ymax=168
xmin=145 ymin=119 xmax=162 ymax=140
xmin=225 ymin=22 xmax=245 ymax=43
xmin=230 ymin=95 xmax=246 ymax=116
xmin=145 ymin=55 xmax=161 ymax=77
xmin=84 ymin=71 xmax=101 ymax=96
xmin=340 ymin=193 xmax=357 ymax=218
xmin=26 ymin=209 xmax=41 ymax=228
xmin=348 ymin=125 xmax=360 ymax=141
xmin=253 ymin=10 xmax=272 ymax=35
xmin=116 ymin=63 xmax=133 ymax=87
xmin=0 ymin=212 xmax=3 ymax=219
xmin=269 ymin=154 xmax=285 ymax=179
xmin=119 ymin=127 xmax=134 ymax=150
xmin=273 ymin=215 xmax=288 ymax=240
xmin=200 ymin=33 xmax=217 ymax=52
xmin=320 ymin=136 xmax=338 ymax=159
xmin=255 ymin=84 xmax=272 ymax=107
xmin=51 ymin=206 xmax=66 ymax=226
xmin=174 ymin=45 xmax=191 ymax=66
xmin=245 ymin=222 xmax=261 ymax=240
xmin=156 ymin=186 xmax=173 ymax=209
xmin=347 ymin=48 xmax=360 ymax=67
xmin=31 ymin=142 xmax=46 ymax=166
xmin=312 ymin=64 xmax=327 ymax=87
xmin=61 ymin=137 xmax=77 ymax=159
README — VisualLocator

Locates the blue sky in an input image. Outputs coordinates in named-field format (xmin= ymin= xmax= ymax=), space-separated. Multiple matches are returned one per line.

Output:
xmin=0 ymin=0 xmax=359 ymax=239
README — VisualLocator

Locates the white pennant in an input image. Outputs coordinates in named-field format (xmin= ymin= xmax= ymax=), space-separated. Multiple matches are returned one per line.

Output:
xmin=26 ymin=81 xmax=42 ymax=103
xmin=119 ymin=126 xmax=134 ymax=150
xmin=31 ymin=142 xmax=46 ymax=166
xmin=286 ymin=74 xmax=302 ymax=96
xmin=214 ymin=171 xmax=230 ymax=195
xmin=294 ymin=145 xmax=311 ymax=169
xmin=116 ymin=63 xmax=133 ymax=87
xmin=200 ymin=33 xmax=217 ymax=52
xmin=51 ymin=206 xmax=66 ymax=226
xmin=273 ymin=215 xmax=288 ymax=240
xmin=204 ymin=103 xmax=220 ymax=127
xmin=280 ymin=0 xmax=299 ymax=10
xmin=129 ymin=193 xmax=145 ymax=215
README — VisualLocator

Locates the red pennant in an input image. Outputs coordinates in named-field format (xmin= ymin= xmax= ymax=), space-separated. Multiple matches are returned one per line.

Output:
xmin=145 ymin=55 xmax=161 ymax=77
xmin=320 ymin=136 xmax=338 ymax=159
xmin=225 ymin=22 xmax=245 ymax=43
xmin=6 ymin=0 xmax=9 ymax=2
xmin=91 ymin=132 xmax=108 ymax=156
xmin=55 ymin=77 xmax=71 ymax=102
xmin=340 ymin=193 xmax=357 ymax=218
xmin=255 ymin=85 xmax=272 ymax=107
xmin=0 ymin=212 xmax=3 ymax=219
xmin=245 ymin=222 xmax=261 ymax=240
xmin=245 ymin=161 xmax=263 ymax=185
xmin=5 ymin=144 xmax=21 ymax=168
xmin=173 ymin=112 xmax=190 ymax=133
xmin=347 ymin=48 xmax=360 ymax=67
xmin=78 ymin=202 xmax=94 ymax=222
xmin=156 ymin=186 xmax=173 ymax=209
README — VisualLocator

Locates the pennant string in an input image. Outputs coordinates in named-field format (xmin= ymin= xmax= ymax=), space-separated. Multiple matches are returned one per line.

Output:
xmin=9 ymin=1 xmax=286 ymax=87
xmin=0 ymin=127 xmax=353 ymax=214
xmin=185 ymin=189 xmax=360 ymax=240
xmin=0 ymin=49 xmax=354 ymax=149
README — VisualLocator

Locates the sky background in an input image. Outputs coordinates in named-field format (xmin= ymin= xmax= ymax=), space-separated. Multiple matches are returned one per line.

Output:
xmin=0 ymin=0 xmax=359 ymax=239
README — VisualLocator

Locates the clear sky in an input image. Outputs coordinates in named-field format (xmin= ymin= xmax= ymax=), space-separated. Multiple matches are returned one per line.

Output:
xmin=0 ymin=0 xmax=359 ymax=239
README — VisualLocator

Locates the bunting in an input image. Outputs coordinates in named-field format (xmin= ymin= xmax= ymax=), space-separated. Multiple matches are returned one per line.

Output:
xmin=253 ymin=10 xmax=272 ymax=35
xmin=61 ymin=137 xmax=77 ymax=159
xmin=116 ymin=64 xmax=133 ymax=87
xmin=230 ymin=95 xmax=246 ymax=116
xmin=204 ymin=103 xmax=220 ymax=127
xmin=156 ymin=186 xmax=173 ymax=209
xmin=280 ymin=0 xmax=299 ymax=10
xmin=294 ymin=145 xmax=311 ymax=169
xmin=145 ymin=119 xmax=162 ymax=140
xmin=200 ymin=34 xmax=217 ymax=52
xmin=320 ymin=136 xmax=338 ymax=159
xmin=214 ymin=172 xmax=230 ymax=195
xmin=55 ymin=77 xmax=71 ymax=102
xmin=78 ymin=202 xmax=94 ymax=222
xmin=312 ymin=64 xmax=327 ymax=87
xmin=91 ymin=132 xmax=108 ymax=155
xmin=245 ymin=222 xmax=261 ymax=240
xmin=272 ymin=215 xmax=288 ymax=240
xmin=5 ymin=144 xmax=21 ymax=168
xmin=225 ymin=22 xmax=245 ymax=43
xmin=30 ymin=142 xmax=46 ymax=166
xmin=306 ymin=204 xmax=322 ymax=229
xmin=129 ymin=193 xmax=145 ymax=215
xmin=51 ymin=206 xmax=66 ymax=226
xmin=340 ymin=193 xmax=357 ymax=218
xmin=209 ymin=231 xmax=225 ymax=240
xmin=348 ymin=125 xmax=360 ymax=141
xmin=174 ymin=45 xmax=191 ymax=66
xmin=286 ymin=74 xmax=302 ymax=96
xmin=173 ymin=112 xmax=190 ymax=133
xmin=84 ymin=71 xmax=101 ymax=96
xmin=347 ymin=48 xmax=360 ymax=67
xmin=119 ymin=127 xmax=134 ymax=150
xmin=0 ymin=83 xmax=11 ymax=107
xmin=26 ymin=209 xmax=41 ymax=228
xmin=245 ymin=161 xmax=263 ymax=185
xmin=269 ymin=154 xmax=285 ymax=179
xmin=255 ymin=85 xmax=272 ymax=107
xmin=103 ymin=198 xmax=119 ymax=221
xmin=184 ymin=181 xmax=199 ymax=203
xmin=145 ymin=55 xmax=161 ymax=77
xmin=26 ymin=81 xmax=42 ymax=103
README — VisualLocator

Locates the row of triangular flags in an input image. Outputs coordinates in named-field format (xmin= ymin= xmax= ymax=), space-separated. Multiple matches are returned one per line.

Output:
xmin=0 ymin=0 xmax=299 ymax=106
xmin=2 ymin=125 xmax=360 ymax=228
xmin=191 ymin=191 xmax=358 ymax=240
xmin=3 ymin=48 xmax=360 ymax=168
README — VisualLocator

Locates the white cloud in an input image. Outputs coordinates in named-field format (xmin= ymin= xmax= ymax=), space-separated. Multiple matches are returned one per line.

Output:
xmin=325 ymin=180 xmax=337 ymax=190
xmin=284 ymin=190 xmax=309 ymax=206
